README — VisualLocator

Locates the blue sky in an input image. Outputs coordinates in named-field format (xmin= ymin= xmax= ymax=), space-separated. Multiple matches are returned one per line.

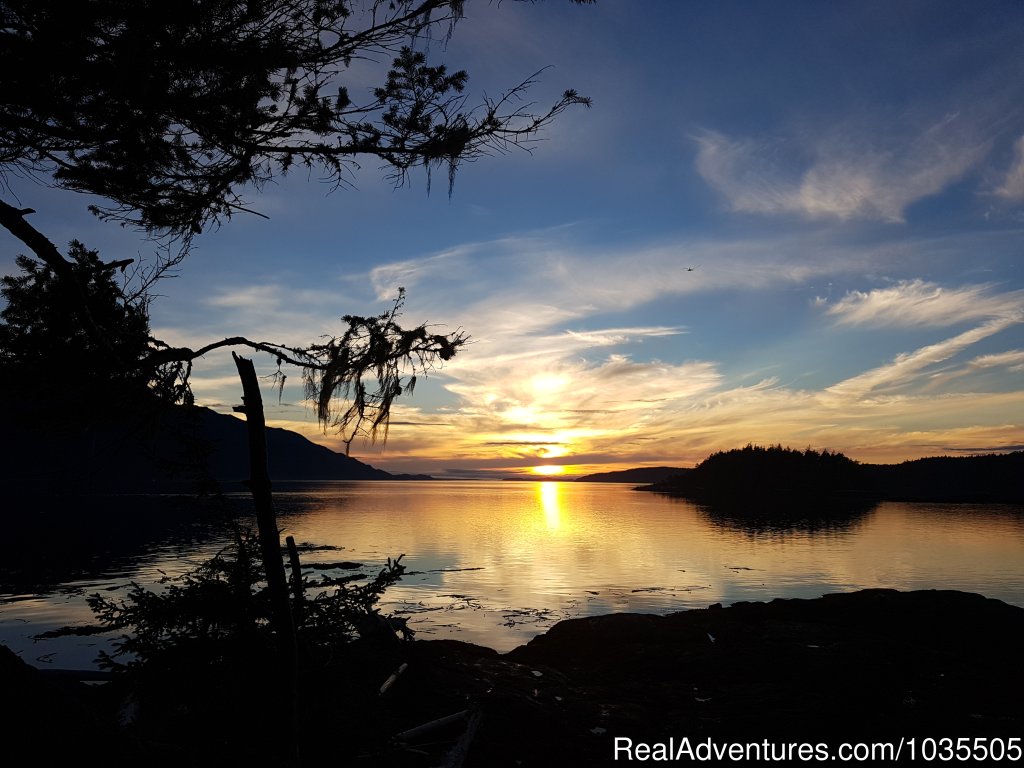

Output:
xmin=3 ymin=1 xmax=1023 ymax=477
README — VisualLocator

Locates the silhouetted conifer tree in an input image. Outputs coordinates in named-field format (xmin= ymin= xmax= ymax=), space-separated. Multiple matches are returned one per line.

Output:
xmin=1 ymin=0 xmax=591 ymax=236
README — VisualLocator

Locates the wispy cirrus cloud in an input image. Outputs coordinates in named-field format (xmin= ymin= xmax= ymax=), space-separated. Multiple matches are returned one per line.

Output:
xmin=824 ymin=280 xmax=1024 ymax=328
xmin=825 ymin=316 xmax=1021 ymax=401
xmin=368 ymin=244 xmax=480 ymax=299
xmin=968 ymin=349 xmax=1024 ymax=372
xmin=205 ymin=284 xmax=347 ymax=312
xmin=379 ymin=228 xmax=892 ymax=342
xmin=932 ymin=348 xmax=1024 ymax=389
xmin=694 ymin=111 xmax=990 ymax=222
xmin=693 ymin=132 xmax=802 ymax=217
xmin=994 ymin=135 xmax=1024 ymax=200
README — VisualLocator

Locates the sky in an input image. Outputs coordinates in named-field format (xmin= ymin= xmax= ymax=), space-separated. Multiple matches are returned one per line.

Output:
xmin=2 ymin=0 xmax=1024 ymax=478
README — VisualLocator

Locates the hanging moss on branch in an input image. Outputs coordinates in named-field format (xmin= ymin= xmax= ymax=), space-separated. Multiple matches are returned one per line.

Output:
xmin=0 ymin=218 xmax=467 ymax=450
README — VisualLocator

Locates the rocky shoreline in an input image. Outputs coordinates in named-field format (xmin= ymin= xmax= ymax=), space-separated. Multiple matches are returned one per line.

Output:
xmin=5 ymin=589 xmax=1022 ymax=766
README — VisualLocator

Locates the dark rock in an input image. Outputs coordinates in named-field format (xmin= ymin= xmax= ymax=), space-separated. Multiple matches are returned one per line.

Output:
xmin=6 ymin=589 xmax=1021 ymax=766
xmin=0 ymin=644 xmax=134 ymax=761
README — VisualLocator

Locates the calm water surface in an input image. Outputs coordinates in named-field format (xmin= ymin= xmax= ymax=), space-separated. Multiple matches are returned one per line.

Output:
xmin=2 ymin=481 xmax=1022 ymax=666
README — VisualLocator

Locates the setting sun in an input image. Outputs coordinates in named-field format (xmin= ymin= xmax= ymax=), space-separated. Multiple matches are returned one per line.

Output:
xmin=531 ymin=465 xmax=566 ymax=476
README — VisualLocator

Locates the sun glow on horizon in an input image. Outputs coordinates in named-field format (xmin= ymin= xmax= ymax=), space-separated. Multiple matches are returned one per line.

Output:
xmin=531 ymin=465 xmax=566 ymax=476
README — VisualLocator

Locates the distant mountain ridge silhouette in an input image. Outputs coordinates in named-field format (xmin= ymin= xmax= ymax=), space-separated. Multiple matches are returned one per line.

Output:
xmin=2 ymin=404 xmax=423 ymax=493
xmin=575 ymin=466 xmax=690 ymax=484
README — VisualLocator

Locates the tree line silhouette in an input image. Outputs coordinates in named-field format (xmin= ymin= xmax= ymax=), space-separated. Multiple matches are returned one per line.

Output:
xmin=648 ymin=444 xmax=1023 ymax=506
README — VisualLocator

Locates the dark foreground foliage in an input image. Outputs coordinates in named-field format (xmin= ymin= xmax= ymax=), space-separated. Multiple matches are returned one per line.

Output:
xmin=0 ymin=241 xmax=175 ymax=412
xmin=75 ymin=528 xmax=410 ymax=764
xmin=7 ymin=589 xmax=1023 ymax=766
xmin=88 ymin=528 xmax=406 ymax=674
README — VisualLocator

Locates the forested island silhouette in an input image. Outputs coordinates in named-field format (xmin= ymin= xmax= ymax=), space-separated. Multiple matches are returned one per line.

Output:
xmin=639 ymin=444 xmax=1024 ymax=506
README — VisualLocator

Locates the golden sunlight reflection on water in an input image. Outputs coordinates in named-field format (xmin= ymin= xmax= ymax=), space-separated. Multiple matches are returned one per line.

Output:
xmin=263 ymin=482 xmax=1024 ymax=651
xmin=2 ymin=481 xmax=1023 ymax=661
xmin=540 ymin=482 xmax=561 ymax=530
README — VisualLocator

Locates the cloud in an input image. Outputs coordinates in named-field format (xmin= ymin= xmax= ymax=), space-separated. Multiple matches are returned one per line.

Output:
xmin=944 ymin=443 xmax=1024 ymax=453
xmin=206 ymin=285 xmax=281 ymax=309
xmin=968 ymin=349 xmax=1024 ymax=372
xmin=446 ymin=352 xmax=722 ymax=428
xmin=302 ymin=340 xmax=1024 ymax=475
xmin=825 ymin=280 xmax=1024 ymax=328
xmin=155 ymin=225 xmax=1024 ymax=478
xmin=994 ymin=135 xmax=1024 ymax=200
xmin=163 ymin=227 xmax=920 ymax=402
xmin=693 ymin=133 xmax=800 ymax=217
xmin=483 ymin=440 xmax=565 ymax=447
xmin=205 ymin=284 xmax=346 ymax=312
xmin=169 ymin=281 xmax=371 ymax=356
xmin=825 ymin=316 xmax=1021 ymax=401
xmin=379 ymin=228 xmax=901 ymax=348
xmin=564 ymin=327 xmax=686 ymax=345
xmin=694 ymin=112 xmax=990 ymax=222
xmin=368 ymin=246 xmax=474 ymax=299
